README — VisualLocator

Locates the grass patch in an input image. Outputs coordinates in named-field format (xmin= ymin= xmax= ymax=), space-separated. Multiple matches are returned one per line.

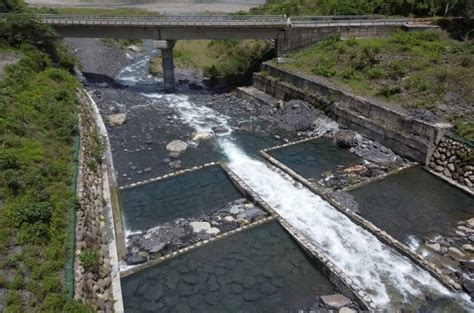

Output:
xmin=282 ymin=31 xmax=474 ymax=140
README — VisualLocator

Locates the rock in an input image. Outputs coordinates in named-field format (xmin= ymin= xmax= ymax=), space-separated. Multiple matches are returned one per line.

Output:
xmin=189 ymin=221 xmax=211 ymax=233
xmin=169 ymin=160 xmax=182 ymax=170
xmin=242 ymin=208 xmax=266 ymax=220
xmin=126 ymin=254 xmax=147 ymax=265
xmin=224 ymin=216 xmax=234 ymax=222
xmin=435 ymin=166 xmax=444 ymax=172
xmin=243 ymin=289 xmax=261 ymax=301
xmin=192 ymin=131 xmax=213 ymax=142
xmin=339 ymin=308 xmax=357 ymax=313
xmin=334 ymin=130 xmax=357 ymax=148
xmin=143 ymin=283 xmax=164 ymax=301
xmin=447 ymin=247 xmax=467 ymax=260
xmin=443 ymin=168 xmax=452 ymax=177
xmin=144 ymin=167 xmax=152 ymax=173
xmin=462 ymin=279 xmax=474 ymax=295
xmin=320 ymin=294 xmax=352 ymax=309
xmin=169 ymin=151 xmax=180 ymax=158
xmin=107 ymin=113 xmax=127 ymax=126
xmin=462 ymin=244 xmax=474 ymax=252
xmin=426 ymin=243 xmax=441 ymax=253
xmin=128 ymin=45 xmax=142 ymax=52
xmin=229 ymin=206 xmax=243 ymax=215
xmin=166 ymin=271 xmax=180 ymax=290
xmin=342 ymin=164 xmax=367 ymax=173
xmin=328 ymin=191 xmax=360 ymax=214
xmin=166 ymin=140 xmax=188 ymax=153
xmin=212 ymin=126 xmax=229 ymax=134
xmin=467 ymin=218 xmax=474 ymax=228
xmin=206 ymin=227 xmax=220 ymax=235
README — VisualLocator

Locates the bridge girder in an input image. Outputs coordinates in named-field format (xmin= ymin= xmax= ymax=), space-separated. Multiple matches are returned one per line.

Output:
xmin=54 ymin=25 xmax=287 ymax=41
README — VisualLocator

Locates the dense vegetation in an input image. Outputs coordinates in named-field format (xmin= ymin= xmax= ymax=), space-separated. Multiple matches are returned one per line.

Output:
xmin=32 ymin=6 xmax=155 ymax=16
xmin=280 ymin=31 xmax=474 ymax=140
xmin=0 ymin=1 xmax=91 ymax=311
xmin=150 ymin=40 xmax=273 ymax=86
xmin=250 ymin=0 xmax=474 ymax=17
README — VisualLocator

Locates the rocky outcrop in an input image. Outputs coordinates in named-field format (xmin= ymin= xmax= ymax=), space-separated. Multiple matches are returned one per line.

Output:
xmin=75 ymin=91 xmax=116 ymax=312
xmin=428 ymin=136 xmax=473 ymax=191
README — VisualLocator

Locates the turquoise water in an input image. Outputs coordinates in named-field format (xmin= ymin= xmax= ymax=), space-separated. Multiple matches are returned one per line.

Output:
xmin=268 ymin=137 xmax=361 ymax=180
xmin=120 ymin=166 xmax=243 ymax=231
xmin=350 ymin=167 xmax=474 ymax=244
xmin=121 ymin=221 xmax=336 ymax=312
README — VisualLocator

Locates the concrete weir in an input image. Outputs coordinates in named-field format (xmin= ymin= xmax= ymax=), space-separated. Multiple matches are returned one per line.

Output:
xmin=258 ymin=143 xmax=462 ymax=294
xmin=118 ymin=161 xmax=370 ymax=310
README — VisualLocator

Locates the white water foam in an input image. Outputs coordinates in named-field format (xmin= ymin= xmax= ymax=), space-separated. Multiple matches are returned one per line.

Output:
xmin=116 ymin=55 xmax=162 ymax=86
xmin=142 ymin=93 xmax=473 ymax=309
xmin=144 ymin=93 xmax=232 ymax=133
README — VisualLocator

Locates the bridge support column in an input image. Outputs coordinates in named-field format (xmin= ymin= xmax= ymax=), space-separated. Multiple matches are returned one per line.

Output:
xmin=160 ymin=40 xmax=176 ymax=93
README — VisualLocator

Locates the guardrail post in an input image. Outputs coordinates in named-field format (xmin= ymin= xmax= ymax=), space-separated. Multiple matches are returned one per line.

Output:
xmin=161 ymin=40 xmax=176 ymax=93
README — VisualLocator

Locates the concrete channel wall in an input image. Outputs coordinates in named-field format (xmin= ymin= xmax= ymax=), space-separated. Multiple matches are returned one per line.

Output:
xmin=253 ymin=62 xmax=451 ymax=164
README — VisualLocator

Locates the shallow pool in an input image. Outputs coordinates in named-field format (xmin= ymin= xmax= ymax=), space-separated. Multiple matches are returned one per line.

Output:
xmin=120 ymin=166 xmax=243 ymax=231
xmin=350 ymin=167 xmax=474 ymax=244
xmin=268 ymin=137 xmax=361 ymax=180
xmin=121 ymin=221 xmax=336 ymax=312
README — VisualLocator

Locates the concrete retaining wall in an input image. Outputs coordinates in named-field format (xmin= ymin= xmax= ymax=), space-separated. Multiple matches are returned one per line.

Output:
xmin=279 ymin=24 xmax=401 ymax=55
xmin=253 ymin=62 xmax=452 ymax=163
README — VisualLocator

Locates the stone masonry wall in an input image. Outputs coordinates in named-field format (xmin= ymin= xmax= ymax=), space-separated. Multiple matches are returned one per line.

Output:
xmin=74 ymin=91 xmax=114 ymax=311
xmin=428 ymin=136 xmax=474 ymax=190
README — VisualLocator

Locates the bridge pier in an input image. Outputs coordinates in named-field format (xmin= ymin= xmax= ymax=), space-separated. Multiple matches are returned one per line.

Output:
xmin=158 ymin=40 xmax=176 ymax=93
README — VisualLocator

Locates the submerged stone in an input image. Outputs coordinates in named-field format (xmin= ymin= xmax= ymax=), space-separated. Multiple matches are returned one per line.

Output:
xmin=166 ymin=140 xmax=188 ymax=153
xmin=320 ymin=294 xmax=351 ymax=309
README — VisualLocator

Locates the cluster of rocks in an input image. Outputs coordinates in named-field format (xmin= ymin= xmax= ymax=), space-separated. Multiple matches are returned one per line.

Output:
xmin=421 ymin=217 xmax=474 ymax=298
xmin=75 ymin=91 xmax=114 ymax=312
xmin=312 ymin=129 xmax=409 ymax=190
xmin=126 ymin=198 xmax=268 ymax=265
xmin=428 ymin=137 xmax=474 ymax=189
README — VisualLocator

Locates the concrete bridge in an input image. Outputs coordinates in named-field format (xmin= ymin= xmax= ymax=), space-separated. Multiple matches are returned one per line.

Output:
xmin=1 ymin=14 xmax=418 ymax=91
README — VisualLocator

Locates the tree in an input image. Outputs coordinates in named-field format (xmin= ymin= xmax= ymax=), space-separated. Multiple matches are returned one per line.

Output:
xmin=0 ymin=0 xmax=26 ymax=13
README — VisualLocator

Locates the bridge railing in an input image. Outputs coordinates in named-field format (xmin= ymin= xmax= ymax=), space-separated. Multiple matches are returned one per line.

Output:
xmin=0 ymin=13 xmax=289 ymax=27
xmin=290 ymin=17 xmax=410 ymax=27
xmin=0 ymin=13 xmax=413 ymax=28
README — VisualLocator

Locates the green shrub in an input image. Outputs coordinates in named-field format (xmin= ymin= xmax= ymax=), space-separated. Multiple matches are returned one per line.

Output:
xmin=367 ymin=67 xmax=386 ymax=80
xmin=12 ymin=201 xmax=53 ymax=226
xmin=377 ymin=86 xmax=401 ymax=98
xmin=311 ymin=64 xmax=335 ymax=77
xmin=79 ymin=249 xmax=100 ymax=272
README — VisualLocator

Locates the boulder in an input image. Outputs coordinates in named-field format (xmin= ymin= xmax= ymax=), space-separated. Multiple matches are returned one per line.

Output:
xmin=126 ymin=254 xmax=147 ymax=265
xmin=169 ymin=160 xmax=182 ymax=170
xmin=107 ymin=113 xmax=127 ymax=126
xmin=166 ymin=140 xmax=188 ymax=153
xmin=212 ymin=126 xmax=229 ymax=134
xmin=320 ymin=294 xmax=352 ymax=309
xmin=192 ymin=131 xmax=213 ymax=142
xmin=206 ymin=227 xmax=220 ymax=235
xmin=333 ymin=130 xmax=357 ymax=148
xmin=189 ymin=221 xmax=211 ymax=233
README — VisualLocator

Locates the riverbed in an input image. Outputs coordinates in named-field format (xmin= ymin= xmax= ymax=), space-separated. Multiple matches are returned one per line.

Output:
xmin=68 ymin=38 xmax=474 ymax=311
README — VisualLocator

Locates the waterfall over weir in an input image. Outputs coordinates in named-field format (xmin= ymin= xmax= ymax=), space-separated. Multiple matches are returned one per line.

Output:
xmin=113 ymin=54 xmax=471 ymax=309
